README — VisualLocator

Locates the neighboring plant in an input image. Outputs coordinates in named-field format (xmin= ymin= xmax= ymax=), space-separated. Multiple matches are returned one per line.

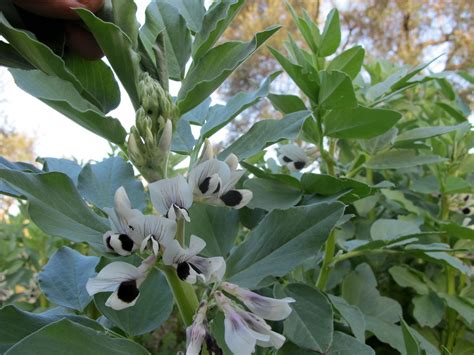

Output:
xmin=0 ymin=1 xmax=472 ymax=355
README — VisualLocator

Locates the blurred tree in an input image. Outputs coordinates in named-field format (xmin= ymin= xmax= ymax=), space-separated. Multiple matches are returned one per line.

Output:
xmin=218 ymin=0 xmax=473 ymax=143
xmin=337 ymin=0 xmax=474 ymax=70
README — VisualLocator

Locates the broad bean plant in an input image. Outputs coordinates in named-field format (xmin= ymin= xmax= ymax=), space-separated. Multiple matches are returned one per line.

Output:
xmin=0 ymin=1 xmax=473 ymax=355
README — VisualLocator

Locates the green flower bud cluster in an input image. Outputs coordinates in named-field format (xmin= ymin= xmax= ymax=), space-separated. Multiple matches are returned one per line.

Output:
xmin=128 ymin=73 xmax=178 ymax=182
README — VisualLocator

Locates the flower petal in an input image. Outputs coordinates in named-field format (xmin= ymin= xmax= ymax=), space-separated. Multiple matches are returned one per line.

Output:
xmin=130 ymin=215 xmax=177 ymax=247
xmin=102 ymin=231 xmax=135 ymax=256
xmin=190 ymin=256 xmax=226 ymax=283
xmin=86 ymin=262 xmax=141 ymax=296
xmin=105 ymin=281 xmax=140 ymax=310
xmin=220 ymin=189 xmax=253 ymax=209
xmin=188 ymin=159 xmax=231 ymax=194
xmin=149 ymin=175 xmax=193 ymax=215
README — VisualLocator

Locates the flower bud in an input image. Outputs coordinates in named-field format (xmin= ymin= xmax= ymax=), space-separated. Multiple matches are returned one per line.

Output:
xmin=158 ymin=119 xmax=173 ymax=156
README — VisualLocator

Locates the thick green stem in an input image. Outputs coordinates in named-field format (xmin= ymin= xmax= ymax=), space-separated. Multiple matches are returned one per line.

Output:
xmin=326 ymin=138 xmax=336 ymax=176
xmin=316 ymin=229 xmax=336 ymax=290
xmin=160 ymin=265 xmax=200 ymax=326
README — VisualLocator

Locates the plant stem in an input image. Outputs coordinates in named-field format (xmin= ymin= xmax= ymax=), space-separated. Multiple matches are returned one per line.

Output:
xmin=159 ymin=265 xmax=199 ymax=327
xmin=177 ymin=218 xmax=185 ymax=246
xmin=330 ymin=248 xmax=400 ymax=266
xmin=326 ymin=138 xmax=336 ymax=176
xmin=316 ymin=229 xmax=336 ymax=290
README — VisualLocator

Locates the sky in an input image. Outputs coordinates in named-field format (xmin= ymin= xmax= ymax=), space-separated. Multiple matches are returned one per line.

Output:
xmin=0 ymin=1 xmax=465 ymax=164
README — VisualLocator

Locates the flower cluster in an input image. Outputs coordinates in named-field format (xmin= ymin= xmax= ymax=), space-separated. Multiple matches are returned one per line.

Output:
xmin=86 ymin=145 xmax=292 ymax=354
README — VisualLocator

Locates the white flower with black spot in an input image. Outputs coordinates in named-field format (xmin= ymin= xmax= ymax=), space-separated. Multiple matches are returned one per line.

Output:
xmin=86 ymin=256 xmax=155 ymax=310
xmin=162 ymin=235 xmax=226 ymax=284
xmin=188 ymin=155 xmax=252 ymax=209
xmin=103 ymin=186 xmax=144 ymax=256
xmin=278 ymin=144 xmax=309 ymax=171
xmin=149 ymin=175 xmax=193 ymax=222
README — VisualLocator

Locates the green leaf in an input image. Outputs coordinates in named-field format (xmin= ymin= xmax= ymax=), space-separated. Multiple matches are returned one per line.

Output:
xmin=141 ymin=1 xmax=191 ymax=81
xmin=185 ymin=203 xmax=239 ymax=257
xmin=359 ymin=128 xmax=398 ymax=155
xmin=324 ymin=106 xmax=402 ymax=139
xmin=181 ymin=97 xmax=211 ymax=125
xmin=171 ymin=119 xmax=196 ymax=154
xmin=319 ymin=71 xmax=357 ymax=110
xmin=5 ymin=319 xmax=148 ymax=355
xmin=370 ymin=219 xmax=420 ymax=241
xmin=159 ymin=0 xmax=206 ymax=33
xmin=219 ymin=110 xmax=310 ymax=161
xmin=326 ymin=332 xmax=375 ymax=355
xmin=327 ymin=46 xmax=365 ymax=79
xmin=76 ymin=8 xmax=142 ymax=109
xmin=0 ymin=169 xmax=108 ymax=249
xmin=285 ymin=1 xmax=320 ymax=54
xmin=9 ymin=69 xmax=127 ymax=145
xmin=243 ymin=178 xmax=302 ymax=211
xmin=389 ymin=265 xmax=429 ymax=295
xmin=328 ymin=295 xmax=366 ymax=342
xmin=413 ymin=293 xmax=445 ymax=327
xmin=395 ymin=124 xmax=466 ymax=145
xmin=95 ymin=268 xmax=173 ymax=336
xmin=279 ymin=284 xmax=334 ymax=352
xmin=436 ymin=102 xmax=467 ymax=122
xmin=178 ymin=25 xmax=280 ymax=113
xmin=438 ymin=294 xmax=474 ymax=327
xmin=401 ymin=319 xmax=423 ymax=355
xmin=301 ymin=173 xmax=374 ymax=203
xmin=226 ymin=202 xmax=345 ymax=288
xmin=0 ymin=41 xmax=32 ymax=69
xmin=318 ymin=9 xmax=341 ymax=57
xmin=365 ymin=150 xmax=447 ymax=169
xmin=41 ymin=158 xmax=82 ymax=186
xmin=38 ymin=247 xmax=99 ymax=311
xmin=192 ymin=0 xmax=245 ymax=59
xmin=0 ymin=306 xmax=102 ymax=353
xmin=342 ymin=264 xmax=402 ymax=323
xmin=269 ymin=47 xmax=319 ymax=101
xmin=110 ymin=0 xmax=140 ymax=48
xmin=439 ymin=222 xmax=474 ymax=241
xmin=64 ymin=54 xmax=121 ymax=113
xmin=77 ymin=156 xmax=146 ymax=210
xmin=267 ymin=93 xmax=307 ymax=114
xmin=201 ymin=72 xmax=279 ymax=137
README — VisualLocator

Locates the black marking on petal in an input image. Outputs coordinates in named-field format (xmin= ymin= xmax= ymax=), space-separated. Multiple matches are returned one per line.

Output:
xmin=117 ymin=280 xmax=139 ymax=303
xmin=190 ymin=262 xmax=202 ymax=274
xmin=199 ymin=177 xmax=211 ymax=193
xmin=177 ymin=262 xmax=190 ymax=280
xmin=220 ymin=190 xmax=243 ymax=207
xmin=128 ymin=225 xmax=135 ymax=231
xmin=105 ymin=236 xmax=113 ymax=250
xmin=294 ymin=161 xmax=306 ymax=170
xmin=118 ymin=234 xmax=134 ymax=252
xmin=462 ymin=207 xmax=471 ymax=215
xmin=282 ymin=156 xmax=292 ymax=163
xmin=464 ymin=195 xmax=470 ymax=202
xmin=213 ymin=182 xmax=221 ymax=194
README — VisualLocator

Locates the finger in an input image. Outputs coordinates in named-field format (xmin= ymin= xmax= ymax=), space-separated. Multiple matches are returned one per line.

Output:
xmin=12 ymin=0 xmax=105 ymax=20
xmin=65 ymin=23 xmax=103 ymax=60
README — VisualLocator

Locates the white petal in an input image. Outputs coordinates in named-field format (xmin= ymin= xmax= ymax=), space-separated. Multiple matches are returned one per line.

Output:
xmin=179 ymin=207 xmax=191 ymax=222
xmin=223 ymin=310 xmax=269 ymax=355
xmin=224 ymin=153 xmax=239 ymax=171
xmin=149 ymin=175 xmax=193 ymax=215
xmin=241 ymin=293 xmax=295 ymax=321
xmin=186 ymin=324 xmax=206 ymax=355
xmin=162 ymin=240 xmax=184 ymax=265
xmin=114 ymin=186 xmax=132 ymax=216
xmin=279 ymin=144 xmax=308 ymax=163
xmin=197 ymin=139 xmax=214 ymax=164
xmin=188 ymin=159 xmax=231 ymax=194
xmin=221 ymin=170 xmax=245 ymax=193
xmin=188 ymin=235 xmax=206 ymax=257
xmin=105 ymin=288 xmax=139 ymax=310
xmin=103 ymin=232 xmax=135 ymax=256
xmin=86 ymin=262 xmax=141 ymax=296
xmin=219 ymin=189 xmax=253 ymax=209
xmin=130 ymin=215 xmax=177 ymax=246
xmin=167 ymin=205 xmax=177 ymax=221
xmin=190 ymin=256 xmax=226 ymax=283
